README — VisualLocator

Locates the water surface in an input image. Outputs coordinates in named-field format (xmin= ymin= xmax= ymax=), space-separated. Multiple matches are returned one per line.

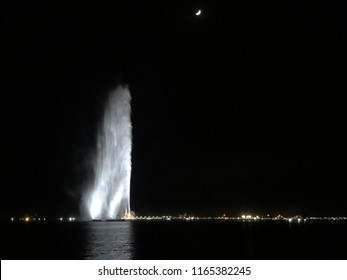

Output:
xmin=2 ymin=221 xmax=346 ymax=259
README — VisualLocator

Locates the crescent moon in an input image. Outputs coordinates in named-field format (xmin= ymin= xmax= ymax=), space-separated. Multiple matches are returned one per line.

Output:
xmin=195 ymin=10 xmax=201 ymax=16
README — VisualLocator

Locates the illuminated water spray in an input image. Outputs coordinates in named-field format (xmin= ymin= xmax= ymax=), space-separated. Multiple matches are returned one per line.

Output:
xmin=86 ymin=85 xmax=132 ymax=220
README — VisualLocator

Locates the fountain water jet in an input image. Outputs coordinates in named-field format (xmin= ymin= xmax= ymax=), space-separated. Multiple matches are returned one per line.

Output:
xmin=85 ymin=85 xmax=132 ymax=220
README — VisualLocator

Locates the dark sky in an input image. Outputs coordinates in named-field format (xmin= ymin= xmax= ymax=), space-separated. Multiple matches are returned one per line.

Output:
xmin=2 ymin=2 xmax=346 ymax=217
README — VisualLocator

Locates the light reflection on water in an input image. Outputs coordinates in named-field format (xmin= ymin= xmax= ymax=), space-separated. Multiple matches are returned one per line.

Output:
xmin=2 ymin=220 xmax=347 ymax=259
xmin=84 ymin=221 xmax=133 ymax=260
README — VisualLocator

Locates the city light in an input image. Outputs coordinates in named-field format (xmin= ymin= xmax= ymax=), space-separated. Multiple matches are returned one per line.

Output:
xmin=6 ymin=213 xmax=347 ymax=223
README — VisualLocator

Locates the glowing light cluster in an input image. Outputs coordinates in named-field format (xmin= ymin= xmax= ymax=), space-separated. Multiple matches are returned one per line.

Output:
xmin=85 ymin=86 xmax=132 ymax=220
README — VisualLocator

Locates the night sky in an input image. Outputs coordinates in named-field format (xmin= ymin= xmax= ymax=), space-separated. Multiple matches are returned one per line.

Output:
xmin=2 ymin=2 xmax=346 ymax=218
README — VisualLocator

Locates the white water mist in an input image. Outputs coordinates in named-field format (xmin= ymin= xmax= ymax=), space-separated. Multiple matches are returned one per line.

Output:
xmin=85 ymin=85 xmax=132 ymax=220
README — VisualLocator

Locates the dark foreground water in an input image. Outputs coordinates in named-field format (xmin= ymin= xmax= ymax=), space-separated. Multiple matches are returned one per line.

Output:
xmin=1 ymin=221 xmax=347 ymax=259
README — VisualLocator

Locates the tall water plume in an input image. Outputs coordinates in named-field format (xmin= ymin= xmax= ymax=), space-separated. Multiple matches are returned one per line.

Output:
xmin=85 ymin=85 xmax=132 ymax=220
